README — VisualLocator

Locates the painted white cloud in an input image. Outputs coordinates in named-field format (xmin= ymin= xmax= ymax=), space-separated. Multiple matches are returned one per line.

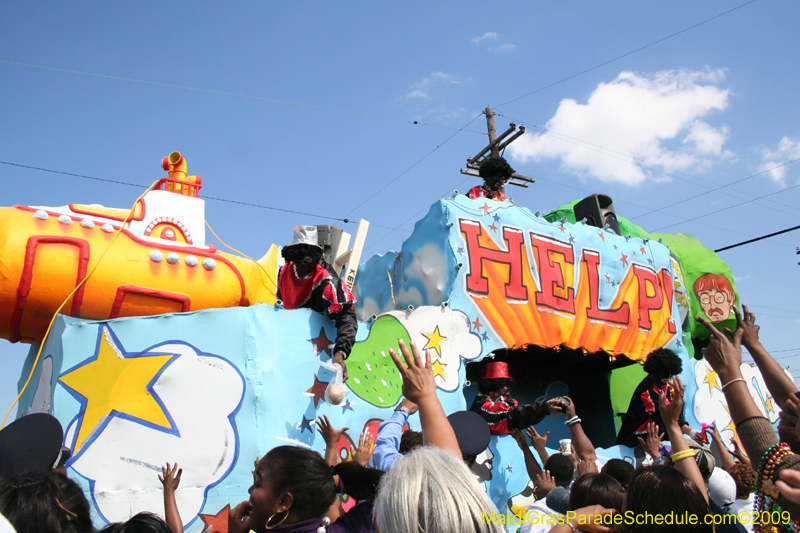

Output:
xmin=404 ymin=72 xmax=462 ymax=100
xmin=472 ymin=32 xmax=498 ymax=45
xmin=508 ymin=69 xmax=732 ymax=185
xmin=758 ymin=136 xmax=800 ymax=186
xmin=693 ymin=359 xmax=782 ymax=445
xmin=66 ymin=343 xmax=244 ymax=527
xmin=387 ymin=307 xmax=482 ymax=392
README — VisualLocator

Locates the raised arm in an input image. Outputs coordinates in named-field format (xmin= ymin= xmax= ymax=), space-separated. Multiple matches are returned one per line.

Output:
xmin=726 ymin=305 xmax=796 ymax=409
xmin=527 ymin=427 xmax=551 ymax=465
xmin=562 ymin=397 xmax=596 ymax=463
xmin=389 ymin=339 xmax=460 ymax=458
xmin=159 ymin=462 xmax=184 ymax=533
xmin=511 ymin=428 xmax=543 ymax=482
xmin=698 ymin=315 xmax=763 ymax=425
xmin=660 ymin=377 xmax=708 ymax=504
xmin=316 ymin=414 xmax=349 ymax=467
xmin=708 ymin=423 xmax=736 ymax=471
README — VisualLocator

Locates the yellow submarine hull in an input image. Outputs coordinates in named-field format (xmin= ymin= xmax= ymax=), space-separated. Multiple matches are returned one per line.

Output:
xmin=0 ymin=205 xmax=278 ymax=343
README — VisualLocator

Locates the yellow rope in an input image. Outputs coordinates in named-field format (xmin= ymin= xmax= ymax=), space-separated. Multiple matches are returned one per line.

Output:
xmin=2 ymin=181 xmax=159 ymax=429
xmin=204 ymin=220 xmax=276 ymax=287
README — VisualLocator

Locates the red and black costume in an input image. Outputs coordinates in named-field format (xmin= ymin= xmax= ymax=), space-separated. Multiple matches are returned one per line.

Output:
xmin=469 ymin=394 xmax=548 ymax=435
xmin=469 ymin=361 xmax=548 ymax=435
xmin=616 ymin=376 xmax=687 ymax=448
xmin=277 ymin=260 xmax=358 ymax=358
xmin=467 ymin=186 xmax=508 ymax=202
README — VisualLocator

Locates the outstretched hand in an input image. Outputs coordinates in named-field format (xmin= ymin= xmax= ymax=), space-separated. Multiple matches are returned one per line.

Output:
xmin=534 ymin=470 xmax=556 ymax=499
xmin=722 ymin=304 xmax=760 ymax=349
xmin=637 ymin=422 xmax=664 ymax=459
xmin=317 ymin=414 xmax=349 ymax=449
xmin=351 ymin=431 xmax=375 ymax=466
xmin=561 ymin=396 xmax=576 ymax=419
xmin=659 ymin=377 xmax=685 ymax=427
xmin=510 ymin=428 xmax=528 ymax=450
xmin=388 ymin=339 xmax=436 ymax=404
xmin=697 ymin=314 xmax=743 ymax=382
xmin=527 ymin=427 xmax=549 ymax=449
xmin=159 ymin=462 xmax=182 ymax=494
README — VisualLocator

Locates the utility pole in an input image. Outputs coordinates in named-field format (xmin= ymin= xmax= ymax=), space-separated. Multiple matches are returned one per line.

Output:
xmin=485 ymin=107 xmax=499 ymax=157
xmin=460 ymin=107 xmax=535 ymax=188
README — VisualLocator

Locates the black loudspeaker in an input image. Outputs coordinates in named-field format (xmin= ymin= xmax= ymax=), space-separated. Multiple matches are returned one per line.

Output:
xmin=573 ymin=194 xmax=621 ymax=235
xmin=315 ymin=225 xmax=346 ymax=265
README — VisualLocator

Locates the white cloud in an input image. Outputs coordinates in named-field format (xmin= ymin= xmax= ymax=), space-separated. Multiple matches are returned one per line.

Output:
xmin=488 ymin=43 xmax=517 ymax=52
xmin=508 ymin=68 xmax=732 ymax=185
xmin=472 ymin=32 xmax=498 ymax=45
xmin=387 ymin=307 xmax=482 ymax=392
xmin=404 ymin=72 xmax=461 ymax=100
xmin=758 ymin=136 xmax=800 ymax=186
xmin=67 ymin=341 xmax=244 ymax=526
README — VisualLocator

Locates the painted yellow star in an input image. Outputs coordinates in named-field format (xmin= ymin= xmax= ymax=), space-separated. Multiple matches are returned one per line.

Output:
xmin=765 ymin=396 xmax=775 ymax=413
xmin=422 ymin=326 xmax=447 ymax=357
xmin=432 ymin=358 xmax=447 ymax=379
xmin=703 ymin=369 xmax=721 ymax=395
xmin=722 ymin=417 xmax=736 ymax=434
xmin=59 ymin=327 xmax=176 ymax=451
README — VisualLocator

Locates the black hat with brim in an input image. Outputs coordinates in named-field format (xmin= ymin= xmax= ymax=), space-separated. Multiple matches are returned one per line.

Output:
xmin=0 ymin=413 xmax=63 ymax=477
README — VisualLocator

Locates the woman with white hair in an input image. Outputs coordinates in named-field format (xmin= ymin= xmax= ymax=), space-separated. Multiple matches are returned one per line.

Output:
xmin=374 ymin=445 xmax=503 ymax=533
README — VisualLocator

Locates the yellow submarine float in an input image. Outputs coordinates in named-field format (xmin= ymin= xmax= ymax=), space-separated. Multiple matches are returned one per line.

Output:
xmin=0 ymin=152 xmax=279 ymax=343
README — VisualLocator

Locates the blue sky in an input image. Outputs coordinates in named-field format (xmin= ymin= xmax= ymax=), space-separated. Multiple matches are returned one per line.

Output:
xmin=2 ymin=1 xmax=799 ymax=415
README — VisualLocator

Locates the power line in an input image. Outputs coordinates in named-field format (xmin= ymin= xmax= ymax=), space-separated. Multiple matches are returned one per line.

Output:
xmin=0 ymin=160 xmax=396 ymax=230
xmin=635 ymin=158 xmax=800 ymax=223
xmin=496 ymin=113 xmax=800 ymax=219
xmin=714 ymin=224 xmax=800 ymax=252
xmin=0 ymin=60 xmax=487 ymax=135
xmin=654 ymin=181 xmax=800 ymax=232
xmin=495 ymin=0 xmax=757 ymax=108
xmin=342 ymin=112 xmax=485 ymax=218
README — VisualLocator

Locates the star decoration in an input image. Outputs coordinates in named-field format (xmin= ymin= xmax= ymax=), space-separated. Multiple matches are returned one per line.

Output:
xmin=647 ymin=258 xmax=654 ymax=267
xmin=422 ymin=325 xmax=447 ymax=357
xmin=492 ymin=213 xmax=500 ymax=222
xmin=722 ymin=416 xmax=736 ymax=434
xmin=298 ymin=415 xmax=314 ymax=433
xmin=304 ymin=375 xmax=329 ymax=408
xmin=488 ymin=222 xmax=498 ymax=232
xmin=604 ymin=273 xmax=612 ymax=285
xmin=457 ymin=246 xmax=465 ymax=255
xmin=479 ymin=203 xmax=492 ymax=216
xmin=471 ymin=317 xmax=483 ymax=333
xmin=703 ymin=369 xmax=721 ymax=395
xmin=568 ymin=235 xmax=576 ymax=245
xmin=59 ymin=326 xmax=176 ymax=451
xmin=597 ymin=232 xmax=605 ymax=242
xmin=200 ymin=504 xmax=231 ymax=533
xmin=309 ymin=327 xmax=333 ymax=357
xmin=558 ymin=225 xmax=566 ymax=234
xmin=432 ymin=358 xmax=447 ymax=379
xmin=765 ymin=396 xmax=775 ymax=413
xmin=613 ymin=244 xmax=618 ymax=251
xmin=506 ymin=463 xmax=513 ymax=474
xmin=481 ymin=331 xmax=489 ymax=342
xmin=341 ymin=399 xmax=355 ymax=414
xmin=640 ymin=246 xmax=646 ymax=254
xmin=676 ymin=338 xmax=682 ymax=348
xmin=619 ymin=253 xmax=629 ymax=267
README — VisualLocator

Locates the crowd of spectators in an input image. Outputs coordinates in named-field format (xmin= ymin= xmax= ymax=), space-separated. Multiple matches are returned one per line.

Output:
xmin=1 ymin=305 xmax=799 ymax=533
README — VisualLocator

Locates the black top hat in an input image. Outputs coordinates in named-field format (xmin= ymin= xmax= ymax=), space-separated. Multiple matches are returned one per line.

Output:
xmin=0 ymin=413 xmax=64 ymax=477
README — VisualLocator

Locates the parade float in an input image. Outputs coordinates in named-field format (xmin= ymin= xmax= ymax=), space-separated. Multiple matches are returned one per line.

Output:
xmin=1 ymin=143 xmax=784 ymax=531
